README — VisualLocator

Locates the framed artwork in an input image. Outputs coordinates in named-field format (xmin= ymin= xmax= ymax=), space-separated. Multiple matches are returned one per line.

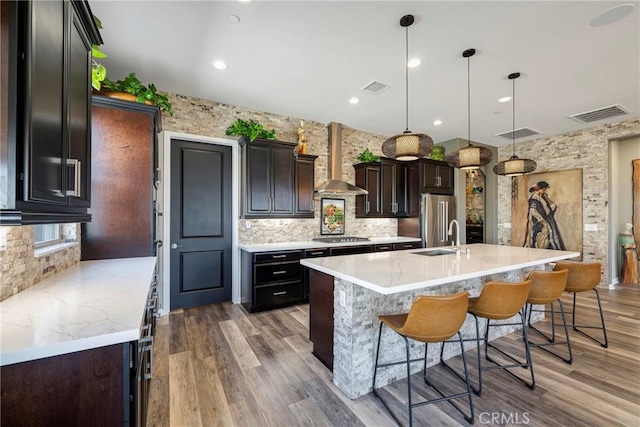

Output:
xmin=320 ymin=198 xmax=345 ymax=235
xmin=511 ymin=168 xmax=583 ymax=257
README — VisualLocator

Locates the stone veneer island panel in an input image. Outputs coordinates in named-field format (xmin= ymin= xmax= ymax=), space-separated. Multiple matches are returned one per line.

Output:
xmin=302 ymin=244 xmax=580 ymax=399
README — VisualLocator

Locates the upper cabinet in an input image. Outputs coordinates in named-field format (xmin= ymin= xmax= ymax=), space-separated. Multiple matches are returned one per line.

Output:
xmin=1 ymin=0 xmax=102 ymax=225
xmin=416 ymin=159 xmax=454 ymax=195
xmin=241 ymin=139 xmax=317 ymax=218
xmin=355 ymin=157 xmax=454 ymax=218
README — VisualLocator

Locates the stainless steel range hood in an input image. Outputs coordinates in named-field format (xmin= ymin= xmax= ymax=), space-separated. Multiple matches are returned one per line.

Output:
xmin=315 ymin=122 xmax=368 ymax=195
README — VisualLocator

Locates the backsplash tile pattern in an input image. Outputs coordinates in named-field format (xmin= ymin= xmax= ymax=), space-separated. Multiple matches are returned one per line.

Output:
xmin=163 ymin=93 xmax=396 ymax=244
xmin=0 ymin=224 xmax=81 ymax=301
xmin=496 ymin=117 xmax=640 ymax=287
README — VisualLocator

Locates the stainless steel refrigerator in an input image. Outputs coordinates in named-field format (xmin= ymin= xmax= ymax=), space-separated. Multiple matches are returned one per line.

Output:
xmin=398 ymin=194 xmax=456 ymax=248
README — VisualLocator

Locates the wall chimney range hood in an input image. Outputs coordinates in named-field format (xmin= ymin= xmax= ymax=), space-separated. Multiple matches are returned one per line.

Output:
xmin=315 ymin=122 xmax=368 ymax=195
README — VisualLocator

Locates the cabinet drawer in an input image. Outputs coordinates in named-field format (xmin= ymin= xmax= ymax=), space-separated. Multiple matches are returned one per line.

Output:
xmin=330 ymin=245 xmax=373 ymax=256
xmin=255 ymin=262 xmax=302 ymax=284
xmin=304 ymin=248 xmax=330 ymax=257
xmin=393 ymin=242 xmax=421 ymax=250
xmin=255 ymin=250 xmax=302 ymax=264
xmin=255 ymin=281 xmax=303 ymax=308
xmin=373 ymin=244 xmax=393 ymax=252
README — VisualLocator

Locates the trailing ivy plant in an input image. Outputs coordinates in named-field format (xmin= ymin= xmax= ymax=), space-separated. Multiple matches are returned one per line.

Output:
xmin=357 ymin=148 xmax=380 ymax=163
xmin=101 ymin=73 xmax=174 ymax=116
xmin=225 ymin=118 xmax=276 ymax=142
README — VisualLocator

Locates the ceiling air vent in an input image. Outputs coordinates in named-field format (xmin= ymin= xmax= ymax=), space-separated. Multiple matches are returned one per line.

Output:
xmin=495 ymin=127 xmax=542 ymax=140
xmin=361 ymin=80 xmax=390 ymax=95
xmin=569 ymin=104 xmax=631 ymax=124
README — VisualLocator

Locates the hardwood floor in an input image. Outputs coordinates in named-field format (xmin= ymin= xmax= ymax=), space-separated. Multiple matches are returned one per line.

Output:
xmin=146 ymin=284 xmax=640 ymax=426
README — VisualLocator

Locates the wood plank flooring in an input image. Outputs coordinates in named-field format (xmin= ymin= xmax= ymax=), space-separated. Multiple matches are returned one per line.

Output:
xmin=146 ymin=285 xmax=640 ymax=426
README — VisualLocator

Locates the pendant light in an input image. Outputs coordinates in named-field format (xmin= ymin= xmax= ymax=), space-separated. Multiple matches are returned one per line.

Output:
xmin=493 ymin=72 xmax=537 ymax=176
xmin=381 ymin=15 xmax=433 ymax=161
xmin=445 ymin=48 xmax=493 ymax=169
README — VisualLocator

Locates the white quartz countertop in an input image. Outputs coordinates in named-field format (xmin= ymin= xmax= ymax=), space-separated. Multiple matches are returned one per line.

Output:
xmin=300 ymin=244 xmax=580 ymax=295
xmin=0 ymin=257 xmax=156 ymax=366
xmin=239 ymin=236 xmax=421 ymax=252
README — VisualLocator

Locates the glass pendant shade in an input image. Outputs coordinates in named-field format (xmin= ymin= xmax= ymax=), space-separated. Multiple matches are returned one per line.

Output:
xmin=382 ymin=15 xmax=432 ymax=161
xmin=493 ymin=72 xmax=537 ymax=176
xmin=445 ymin=49 xmax=493 ymax=169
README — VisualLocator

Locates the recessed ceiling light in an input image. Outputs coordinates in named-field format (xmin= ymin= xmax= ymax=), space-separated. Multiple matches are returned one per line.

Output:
xmin=407 ymin=58 xmax=422 ymax=68
xmin=229 ymin=15 xmax=240 ymax=24
xmin=591 ymin=3 xmax=635 ymax=27
xmin=212 ymin=60 xmax=228 ymax=70
xmin=349 ymin=97 xmax=360 ymax=104
xmin=433 ymin=120 xmax=442 ymax=126
xmin=498 ymin=96 xmax=511 ymax=103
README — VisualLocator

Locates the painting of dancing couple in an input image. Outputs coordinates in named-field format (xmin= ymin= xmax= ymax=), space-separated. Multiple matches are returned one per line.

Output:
xmin=511 ymin=169 xmax=583 ymax=257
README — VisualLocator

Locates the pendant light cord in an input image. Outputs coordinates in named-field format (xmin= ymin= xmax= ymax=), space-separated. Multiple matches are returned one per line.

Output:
xmin=467 ymin=53 xmax=471 ymax=147
xmin=405 ymin=24 xmax=409 ymax=132
xmin=512 ymin=75 xmax=516 ymax=157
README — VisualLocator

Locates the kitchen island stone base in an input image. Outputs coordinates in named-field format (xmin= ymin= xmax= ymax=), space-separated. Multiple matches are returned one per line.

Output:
xmin=320 ymin=267 xmax=544 ymax=399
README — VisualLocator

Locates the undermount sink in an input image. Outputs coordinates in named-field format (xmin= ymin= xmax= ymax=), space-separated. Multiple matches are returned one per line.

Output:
xmin=412 ymin=249 xmax=458 ymax=256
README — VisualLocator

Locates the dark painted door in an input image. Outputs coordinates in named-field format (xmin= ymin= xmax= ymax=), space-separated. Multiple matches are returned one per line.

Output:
xmin=170 ymin=140 xmax=232 ymax=310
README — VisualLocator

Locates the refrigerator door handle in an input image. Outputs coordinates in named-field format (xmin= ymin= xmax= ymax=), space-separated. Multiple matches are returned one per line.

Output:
xmin=444 ymin=201 xmax=449 ymax=242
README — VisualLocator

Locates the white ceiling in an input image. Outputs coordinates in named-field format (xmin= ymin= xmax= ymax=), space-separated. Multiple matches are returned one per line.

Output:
xmin=90 ymin=0 xmax=640 ymax=147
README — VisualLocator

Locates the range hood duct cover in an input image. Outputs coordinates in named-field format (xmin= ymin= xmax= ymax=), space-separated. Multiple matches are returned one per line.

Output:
xmin=315 ymin=122 xmax=368 ymax=195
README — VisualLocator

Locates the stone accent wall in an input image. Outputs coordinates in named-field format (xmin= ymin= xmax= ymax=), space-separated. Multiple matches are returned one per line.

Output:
xmin=0 ymin=224 xmax=81 ymax=301
xmin=333 ymin=265 xmax=543 ymax=398
xmin=162 ymin=94 xmax=396 ymax=244
xmin=496 ymin=118 xmax=640 ymax=287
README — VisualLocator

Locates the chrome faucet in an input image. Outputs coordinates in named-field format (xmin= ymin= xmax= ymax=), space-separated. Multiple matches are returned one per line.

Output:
xmin=448 ymin=219 xmax=460 ymax=249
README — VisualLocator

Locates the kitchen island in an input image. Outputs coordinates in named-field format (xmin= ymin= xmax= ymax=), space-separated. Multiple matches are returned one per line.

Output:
xmin=301 ymin=243 xmax=580 ymax=399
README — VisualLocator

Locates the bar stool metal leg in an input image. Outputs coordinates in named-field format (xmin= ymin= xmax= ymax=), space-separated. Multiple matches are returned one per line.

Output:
xmin=526 ymin=300 xmax=573 ymax=364
xmin=571 ymin=289 xmax=608 ymax=348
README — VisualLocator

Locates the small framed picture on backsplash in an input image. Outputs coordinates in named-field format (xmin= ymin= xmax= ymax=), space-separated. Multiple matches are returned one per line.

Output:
xmin=320 ymin=198 xmax=345 ymax=235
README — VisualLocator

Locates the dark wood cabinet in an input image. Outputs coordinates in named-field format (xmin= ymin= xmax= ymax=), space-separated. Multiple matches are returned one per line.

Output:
xmin=242 ymin=249 xmax=305 ymax=312
xmin=241 ymin=139 xmax=316 ymax=218
xmin=0 ymin=0 xmax=101 ymax=225
xmin=1 ymin=276 xmax=157 ymax=427
xmin=466 ymin=224 xmax=484 ymax=244
xmin=294 ymin=154 xmax=316 ymax=216
xmin=81 ymin=95 xmax=161 ymax=260
xmin=355 ymin=159 xmax=409 ymax=218
xmin=381 ymin=159 xmax=409 ymax=217
xmin=418 ymin=159 xmax=454 ymax=195
xmin=354 ymin=162 xmax=381 ymax=217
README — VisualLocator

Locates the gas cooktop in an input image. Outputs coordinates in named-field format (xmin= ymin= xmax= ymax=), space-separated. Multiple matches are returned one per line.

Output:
xmin=312 ymin=236 xmax=370 ymax=244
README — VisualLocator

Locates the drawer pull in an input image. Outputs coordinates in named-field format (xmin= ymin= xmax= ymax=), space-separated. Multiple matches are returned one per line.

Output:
xmin=379 ymin=246 xmax=390 ymax=250
xmin=309 ymin=251 xmax=324 ymax=255
xmin=272 ymin=254 xmax=286 ymax=259
xmin=272 ymin=291 xmax=287 ymax=296
xmin=272 ymin=270 xmax=287 ymax=275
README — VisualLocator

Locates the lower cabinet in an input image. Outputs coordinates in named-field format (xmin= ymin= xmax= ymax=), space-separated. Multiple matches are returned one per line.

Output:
xmin=0 ymin=281 xmax=158 ymax=427
xmin=242 ymin=249 xmax=305 ymax=312
xmin=241 ymin=242 xmax=421 ymax=312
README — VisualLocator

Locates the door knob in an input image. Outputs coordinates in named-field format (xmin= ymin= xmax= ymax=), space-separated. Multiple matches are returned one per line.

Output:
xmin=170 ymin=243 xmax=182 ymax=249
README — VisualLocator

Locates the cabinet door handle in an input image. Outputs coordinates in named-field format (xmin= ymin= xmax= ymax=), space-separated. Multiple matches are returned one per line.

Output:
xmin=272 ymin=254 xmax=286 ymax=259
xmin=143 ymin=343 xmax=153 ymax=380
xmin=65 ymin=159 xmax=81 ymax=197
xmin=273 ymin=291 xmax=287 ymax=296
xmin=366 ymin=200 xmax=370 ymax=213
xmin=272 ymin=270 xmax=287 ymax=275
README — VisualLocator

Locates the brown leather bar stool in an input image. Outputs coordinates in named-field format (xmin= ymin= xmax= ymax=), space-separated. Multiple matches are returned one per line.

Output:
xmin=525 ymin=269 xmax=573 ymax=363
xmin=554 ymin=261 xmax=608 ymax=348
xmin=443 ymin=280 xmax=534 ymax=395
xmin=372 ymin=292 xmax=474 ymax=427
